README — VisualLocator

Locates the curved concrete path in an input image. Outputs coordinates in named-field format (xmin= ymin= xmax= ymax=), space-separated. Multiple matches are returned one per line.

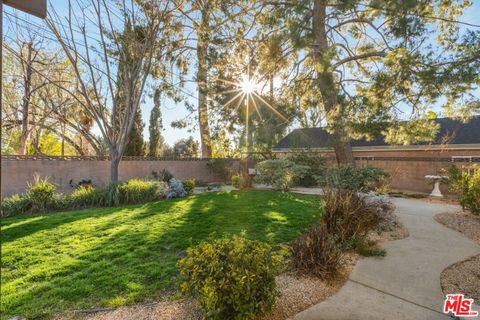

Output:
xmin=292 ymin=198 xmax=480 ymax=320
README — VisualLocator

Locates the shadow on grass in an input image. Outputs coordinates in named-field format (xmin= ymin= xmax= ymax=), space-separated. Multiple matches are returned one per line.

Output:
xmin=1 ymin=191 xmax=321 ymax=319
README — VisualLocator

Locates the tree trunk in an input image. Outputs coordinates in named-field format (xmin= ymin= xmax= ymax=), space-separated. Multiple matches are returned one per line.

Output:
xmin=196 ymin=16 xmax=212 ymax=158
xmin=110 ymin=149 xmax=120 ymax=182
xmin=312 ymin=0 xmax=354 ymax=165
xmin=18 ymin=43 xmax=34 ymax=155
xmin=269 ymin=74 xmax=274 ymax=100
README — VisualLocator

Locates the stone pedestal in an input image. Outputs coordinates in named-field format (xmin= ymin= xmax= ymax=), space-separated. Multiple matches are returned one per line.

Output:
xmin=430 ymin=181 xmax=443 ymax=197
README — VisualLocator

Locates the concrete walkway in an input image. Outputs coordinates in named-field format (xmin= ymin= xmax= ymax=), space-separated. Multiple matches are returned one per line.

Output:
xmin=292 ymin=198 xmax=480 ymax=320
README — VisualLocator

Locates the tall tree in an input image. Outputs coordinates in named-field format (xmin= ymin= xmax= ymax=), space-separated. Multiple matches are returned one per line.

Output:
xmin=47 ymin=0 xmax=182 ymax=181
xmin=148 ymin=89 xmax=165 ymax=156
xmin=114 ymin=20 xmax=147 ymax=157
xmin=261 ymin=0 xmax=480 ymax=164
xmin=123 ymin=109 xmax=145 ymax=156
xmin=173 ymin=0 xmax=256 ymax=158
xmin=2 ymin=31 xmax=101 ymax=156
xmin=172 ymin=136 xmax=200 ymax=158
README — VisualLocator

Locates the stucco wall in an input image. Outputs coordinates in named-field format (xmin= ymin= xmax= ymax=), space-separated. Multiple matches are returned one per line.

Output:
xmin=1 ymin=159 xmax=240 ymax=197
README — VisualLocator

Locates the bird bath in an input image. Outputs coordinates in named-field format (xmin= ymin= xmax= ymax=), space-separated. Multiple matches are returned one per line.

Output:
xmin=425 ymin=175 xmax=449 ymax=197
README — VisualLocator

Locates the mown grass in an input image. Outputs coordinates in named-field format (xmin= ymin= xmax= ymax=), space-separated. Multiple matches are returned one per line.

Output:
xmin=1 ymin=191 xmax=321 ymax=319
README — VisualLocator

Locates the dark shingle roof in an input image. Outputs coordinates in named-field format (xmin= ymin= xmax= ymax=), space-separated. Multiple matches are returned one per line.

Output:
xmin=274 ymin=117 xmax=480 ymax=150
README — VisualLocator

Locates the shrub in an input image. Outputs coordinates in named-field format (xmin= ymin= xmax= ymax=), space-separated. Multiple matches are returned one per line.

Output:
xmin=231 ymin=173 xmax=251 ymax=190
xmin=207 ymin=158 xmax=232 ymax=182
xmin=231 ymin=174 xmax=240 ymax=188
xmin=69 ymin=179 xmax=92 ymax=189
xmin=167 ymin=178 xmax=187 ymax=198
xmin=1 ymin=194 xmax=32 ymax=217
xmin=322 ymin=188 xmax=380 ymax=248
xmin=93 ymin=182 xmax=120 ymax=207
xmin=27 ymin=175 xmax=57 ymax=212
xmin=291 ymin=189 xmax=381 ymax=277
xmin=290 ymin=222 xmax=342 ymax=278
xmin=119 ymin=179 xmax=159 ymax=204
xmin=449 ymin=166 xmax=480 ymax=215
xmin=65 ymin=185 xmax=96 ymax=209
xmin=152 ymin=169 xmax=174 ymax=183
xmin=255 ymin=159 xmax=310 ymax=191
xmin=287 ymin=152 xmax=326 ymax=186
xmin=182 ymin=179 xmax=196 ymax=194
xmin=315 ymin=165 xmax=390 ymax=192
xmin=177 ymin=235 xmax=288 ymax=320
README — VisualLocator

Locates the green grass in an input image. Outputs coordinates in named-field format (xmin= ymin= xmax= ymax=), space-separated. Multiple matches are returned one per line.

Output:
xmin=1 ymin=191 xmax=321 ymax=319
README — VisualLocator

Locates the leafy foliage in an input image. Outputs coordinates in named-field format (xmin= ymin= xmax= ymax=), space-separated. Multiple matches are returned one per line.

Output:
xmin=167 ymin=178 xmax=187 ymax=199
xmin=231 ymin=173 xmax=251 ymax=190
xmin=287 ymin=151 xmax=326 ymax=186
xmin=207 ymin=158 xmax=233 ymax=182
xmin=290 ymin=222 xmax=342 ymax=279
xmin=322 ymin=189 xmax=380 ymax=248
xmin=118 ymin=179 xmax=161 ymax=204
xmin=177 ymin=235 xmax=288 ymax=320
xmin=148 ymin=88 xmax=166 ymax=157
xmin=182 ymin=179 xmax=196 ymax=195
xmin=315 ymin=165 xmax=390 ymax=193
xmin=27 ymin=175 xmax=57 ymax=212
xmin=152 ymin=169 xmax=174 ymax=183
xmin=2 ymin=178 xmax=172 ymax=216
xmin=1 ymin=194 xmax=32 ymax=217
xmin=123 ymin=109 xmax=145 ymax=156
xmin=259 ymin=0 xmax=480 ymax=163
xmin=65 ymin=185 xmax=97 ymax=209
xmin=291 ymin=189 xmax=381 ymax=277
xmin=449 ymin=166 xmax=480 ymax=215
xmin=255 ymin=159 xmax=310 ymax=191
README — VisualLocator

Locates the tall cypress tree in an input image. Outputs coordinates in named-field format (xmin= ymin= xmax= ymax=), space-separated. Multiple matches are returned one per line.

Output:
xmin=123 ymin=109 xmax=145 ymax=156
xmin=148 ymin=89 xmax=165 ymax=156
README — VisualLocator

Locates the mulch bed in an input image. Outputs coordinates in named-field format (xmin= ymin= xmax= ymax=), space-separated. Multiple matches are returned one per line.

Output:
xmin=435 ymin=210 xmax=480 ymax=301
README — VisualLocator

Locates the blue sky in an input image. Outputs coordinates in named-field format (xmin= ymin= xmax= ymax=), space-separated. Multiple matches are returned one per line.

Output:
xmin=3 ymin=0 xmax=480 ymax=146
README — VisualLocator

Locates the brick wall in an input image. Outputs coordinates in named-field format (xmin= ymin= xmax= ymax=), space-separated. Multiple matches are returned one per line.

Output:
xmin=2 ymin=148 xmax=479 ymax=197
xmin=274 ymin=148 xmax=480 ymax=194
xmin=1 ymin=158 xmax=240 ymax=197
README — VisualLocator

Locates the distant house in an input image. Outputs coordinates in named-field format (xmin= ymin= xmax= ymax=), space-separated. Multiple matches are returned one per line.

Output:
xmin=273 ymin=117 xmax=480 ymax=157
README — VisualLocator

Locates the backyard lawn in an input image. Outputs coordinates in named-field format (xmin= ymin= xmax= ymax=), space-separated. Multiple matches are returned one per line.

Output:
xmin=1 ymin=190 xmax=321 ymax=319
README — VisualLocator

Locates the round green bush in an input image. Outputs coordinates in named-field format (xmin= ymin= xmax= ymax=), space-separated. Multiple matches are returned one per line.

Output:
xmin=27 ymin=175 xmax=57 ymax=212
xmin=177 ymin=235 xmax=288 ymax=320
xmin=182 ymin=179 xmax=196 ymax=194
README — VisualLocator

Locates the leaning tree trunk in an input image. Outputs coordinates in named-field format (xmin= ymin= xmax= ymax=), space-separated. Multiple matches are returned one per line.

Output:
xmin=312 ymin=0 xmax=355 ymax=165
xmin=196 ymin=18 xmax=212 ymax=158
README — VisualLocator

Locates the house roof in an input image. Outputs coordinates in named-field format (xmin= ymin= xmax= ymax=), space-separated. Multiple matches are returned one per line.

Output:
xmin=273 ymin=117 xmax=480 ymax=150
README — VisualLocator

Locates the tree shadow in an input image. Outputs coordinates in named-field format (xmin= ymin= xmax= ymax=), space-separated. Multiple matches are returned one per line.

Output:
xmin=2 ymin=191 xmax=321 ymax=319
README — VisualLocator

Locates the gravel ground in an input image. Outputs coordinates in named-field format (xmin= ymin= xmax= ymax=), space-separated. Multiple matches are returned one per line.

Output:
xmin=262 ymin=253 xmax=359 ymax=320
xmin=435 ymin=211 xmax=480 ymax=243
xmin=435 ymin=210 xmax=480 ymax=301
xmin=441 ymin=255 xmax=480 ymax=301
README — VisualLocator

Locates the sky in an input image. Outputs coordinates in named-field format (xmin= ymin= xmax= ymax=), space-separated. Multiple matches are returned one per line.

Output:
xmin=2 ymin=0 xmax=480 ymax=147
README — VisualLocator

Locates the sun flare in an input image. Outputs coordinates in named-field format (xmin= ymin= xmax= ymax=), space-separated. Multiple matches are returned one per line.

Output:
xmin=239 ymin=75 xmax=258 ymax=94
